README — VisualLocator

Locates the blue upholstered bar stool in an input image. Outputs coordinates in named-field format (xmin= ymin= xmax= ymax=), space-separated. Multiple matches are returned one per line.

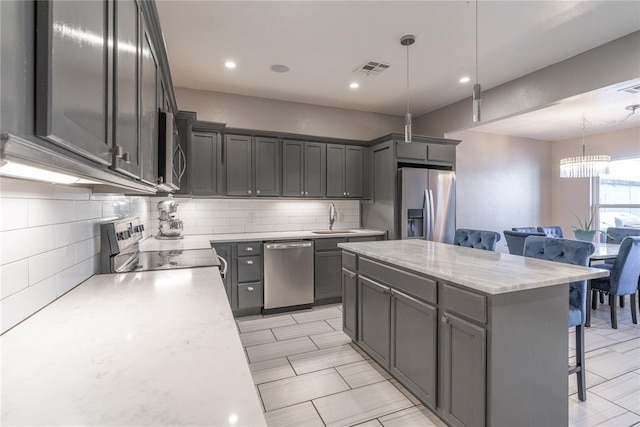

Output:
xmin=511 ymin=227 xmax=538 ymax=233
xmin=453 ymin=229 xmax=501 ymax=251
xmin=523 ymin=236 xmax=595 ymax=402
xmin=537 ymin=226 xmax=565 ymax=238
xmin=590 ymin=237 xmax=640 ymax=329
xmin=503 ymin=230 xmax=545 ymax=256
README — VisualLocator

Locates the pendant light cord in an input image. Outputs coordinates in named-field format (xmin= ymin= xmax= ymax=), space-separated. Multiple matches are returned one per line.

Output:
xmin=406 ymin=44 xmax=410 ymax=115
xmin=475 ymin=0 xmax=479 ymax=85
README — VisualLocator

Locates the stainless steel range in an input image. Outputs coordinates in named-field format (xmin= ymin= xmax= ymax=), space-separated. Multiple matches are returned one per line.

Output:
xmin=100 ymin=217 xmax=221 ymax=274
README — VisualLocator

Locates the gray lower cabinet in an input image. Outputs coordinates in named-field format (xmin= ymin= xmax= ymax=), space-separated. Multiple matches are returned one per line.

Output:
xmin=314 ymin=238 xmax=347 ymax=303
xmin=191 ymin=132 xmax=221 ymax=195
xmin=213 ymin=244 xmax=232 ymax=301
xmin=391 ymin=291 xmax=437 ymax=409
xmin=342 ymin=267 xmax=357 ymax=341
xmin=441 ymin=313 xmax=486 ymax=427
xmin=358 ymin=276 xmax=391 ymax=368
xmin=213 ymin=241 xmax=263 ymax=316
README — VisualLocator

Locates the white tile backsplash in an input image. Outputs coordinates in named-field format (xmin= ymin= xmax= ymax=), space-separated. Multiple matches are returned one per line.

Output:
xmin=0 ymin=177 xmax=150 ymax=334
xmin=0 ymin=259 xmax=29 ymax=299
xmin=0 ymin=198 xmax=28 ymax=231
xmin=149 ymin=198 xmax=360 ymax=236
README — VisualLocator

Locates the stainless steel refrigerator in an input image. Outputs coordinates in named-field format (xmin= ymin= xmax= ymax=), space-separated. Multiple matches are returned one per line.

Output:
xmin=398 ymin=168 xmax=456 ymax=243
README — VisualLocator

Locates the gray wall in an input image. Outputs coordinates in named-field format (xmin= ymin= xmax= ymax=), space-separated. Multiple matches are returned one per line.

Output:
xmin=447 ymin=131 xmax=552 ymax=253
xmin=414 ymin=31 xmax=640 ymax=138
xmin=175 ymin=87 xmax=404 ymax=141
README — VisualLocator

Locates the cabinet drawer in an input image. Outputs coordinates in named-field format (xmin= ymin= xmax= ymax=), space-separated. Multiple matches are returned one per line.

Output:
xmin=347 ymin=236 xmax=380 ymax=243
xmin=315 ymin=237 xmax=346 ymax=251
xmin=359 ymin=257 xmax=436 ymax=304
xmin=342 ymin=251 xmax=357 ymax=271
xmin=237 ymin=255 xmax=261 ymax=283
xmin=441 ymin=283 xmax=487 ymax=324
xmin=238 ymin=282 xmax=263 ymax=309
xmin=238 ymin=242 xmax=261 ymax=255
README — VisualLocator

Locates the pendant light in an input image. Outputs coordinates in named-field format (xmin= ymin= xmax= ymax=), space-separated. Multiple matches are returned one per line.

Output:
xmin=559 ymin=114 xmax=610 ymax=178
xmin=401 ymin=34 xmax=415 ymax=143
xmin=472 ymin=0 xmax=482 ymax=123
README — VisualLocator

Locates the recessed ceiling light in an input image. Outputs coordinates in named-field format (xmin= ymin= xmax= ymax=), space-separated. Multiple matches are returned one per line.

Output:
xmin=459 ymin=76 xmax=471 ymax=83
xmin=349 ymin=82 xmax=360 ymax=89
xmin=270 ymin=64 xmax=290 ymax=73
xmin=225 ymin=61 xmax=236 ymax=69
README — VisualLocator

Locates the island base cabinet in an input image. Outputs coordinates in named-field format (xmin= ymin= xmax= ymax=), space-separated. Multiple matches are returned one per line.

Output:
xmin=440 ymin=313 xmax=486 ymax=427
xmin=357 ymin=276 xmax=391 ymax=369
xmin=342 ymin=268 xmax=357 ymax=340
xmin=391 ymin=291 xmax=437 ymax=410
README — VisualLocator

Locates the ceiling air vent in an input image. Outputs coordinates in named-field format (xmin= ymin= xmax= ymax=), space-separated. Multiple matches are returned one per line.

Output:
xmin=354 ymin=60 xmax=390 ymax=76
xmin=619 ymin=84 xmax=640 ymax=94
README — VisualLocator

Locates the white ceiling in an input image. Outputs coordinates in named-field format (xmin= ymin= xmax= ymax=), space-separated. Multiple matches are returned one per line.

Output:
xmin=156 ymin=1 xmax=640 ymax=140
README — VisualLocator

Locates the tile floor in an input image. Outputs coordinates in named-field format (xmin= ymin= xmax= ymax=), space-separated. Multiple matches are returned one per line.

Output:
xmin=237 ymin=300 xmax=640 ymax=427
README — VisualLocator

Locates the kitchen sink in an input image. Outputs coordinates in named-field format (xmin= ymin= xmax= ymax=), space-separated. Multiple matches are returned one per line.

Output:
xmin=311 ymin=230 xmax=357 ymax=234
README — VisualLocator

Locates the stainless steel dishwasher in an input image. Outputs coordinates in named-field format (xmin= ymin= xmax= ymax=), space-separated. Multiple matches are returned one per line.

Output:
xmin=263 ymin=241 xmax=314 ymax=309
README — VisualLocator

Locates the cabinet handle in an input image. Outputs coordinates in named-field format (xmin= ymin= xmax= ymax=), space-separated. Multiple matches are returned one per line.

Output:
xmin=248 ymin=190 xmax=252 ymax=194
xmin=343 ymin=192 xmax=346 ymax=196
xmin=247 ymin=287 xmax=254 ymax=292
xmin=112 ymin=144 xmax=123 ymax=157
xmin=346 ymin=192 xmax=350 ymax=196
xmin=346 ymin=272 xmax=356 ymax=279
xmin=257 ymin=190 xmax=261 ymax=194
xmin=301 ymin=191 xmax=304 ymax=195
xmin=122 ymin=152 xmax=131 ymax=163
xmin=442 ymin=315 xmax=450 ymax=324
xmin=246 ymin=260 xmax=253 ymax=265
xmin=245 ymin=247 xmax=254 ymax=252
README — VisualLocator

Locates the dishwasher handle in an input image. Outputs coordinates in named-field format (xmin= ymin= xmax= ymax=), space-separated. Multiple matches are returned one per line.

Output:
xmin=264 ymin=242 xmax=313 ymax=250
xmin=217 ymin=256 xmax=228 ymax=279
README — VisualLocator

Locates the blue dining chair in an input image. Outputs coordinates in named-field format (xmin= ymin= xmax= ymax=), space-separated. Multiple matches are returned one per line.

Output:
xmin=511 ymin=227 xmax=538 ymax=233
xmin=590 ymin=237 xmax=640 ymax=329
xmin=602 ymin=227 xmax=640 ymax=309
xmin=453 ymin=229 xmax=501 ymax=251
xmin=523 ymin=236 xmax=595 ymax=402
xmin=503 ymin=230 xmax=545 ymax=256
xmin=537 ymin=226 xmax=565 ymax=238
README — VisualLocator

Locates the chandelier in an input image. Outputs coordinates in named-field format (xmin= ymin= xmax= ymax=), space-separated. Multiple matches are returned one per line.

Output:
xmin=560 ymin=114 xmax=610 ymax=178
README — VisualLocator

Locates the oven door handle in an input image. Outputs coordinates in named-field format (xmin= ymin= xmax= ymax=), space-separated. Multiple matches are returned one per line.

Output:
xmin=217 ymin=256 xmax=228 ymax=279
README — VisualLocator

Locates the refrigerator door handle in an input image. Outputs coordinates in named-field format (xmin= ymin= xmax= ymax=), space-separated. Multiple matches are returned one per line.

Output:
xmin=423 ymin=189 xmax=431 ymax=240
xmin=428 ymin=189 xmax=435 ymax=241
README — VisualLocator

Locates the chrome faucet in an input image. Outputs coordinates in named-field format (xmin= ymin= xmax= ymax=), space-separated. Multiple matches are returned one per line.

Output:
xmin=328 ymin=203 xmax=337 ymax=230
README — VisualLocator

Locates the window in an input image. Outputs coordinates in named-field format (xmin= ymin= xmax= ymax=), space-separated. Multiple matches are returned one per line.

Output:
xmin=595 ymin=156 xmax=640 ymax=235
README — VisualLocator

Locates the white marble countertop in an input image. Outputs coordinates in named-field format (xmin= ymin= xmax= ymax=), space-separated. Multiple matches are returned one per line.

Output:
xmin=339 ymin=240 xmax=609 ymax=295
xmin=1 ymin=267 xmax=266 ymax=426
xmin=140 ymin=228 xmax=385 ymax=251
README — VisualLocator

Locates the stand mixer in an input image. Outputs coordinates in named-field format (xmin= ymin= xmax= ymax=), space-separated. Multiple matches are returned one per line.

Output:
xmin=155 ymin=200 xmax=184 ymax=239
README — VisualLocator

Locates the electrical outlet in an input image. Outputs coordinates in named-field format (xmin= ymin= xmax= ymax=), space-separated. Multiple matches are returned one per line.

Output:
xmin=248 ymin=212 xmax=255 ymax=223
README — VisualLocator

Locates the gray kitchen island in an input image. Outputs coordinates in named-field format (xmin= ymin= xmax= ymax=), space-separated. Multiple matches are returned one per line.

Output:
xmin=338 ymin=239 xmax=608 ymax=427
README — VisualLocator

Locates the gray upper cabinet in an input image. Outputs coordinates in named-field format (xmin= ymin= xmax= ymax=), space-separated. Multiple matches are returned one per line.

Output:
xmin=139 ymin=20 xmax=158 ymax=186
xmin=395 ymin=141 xmax=456 ymax=166
xmin=304 ymin=142 xmax=326 ymax=197
xmin=282 ymin=140 xmax=326 ymax=197
xmin=225 ymin=134 xmax=253 ymax=196
xmin=35 ymin=0 xmax=112 ymax=166
xmin=345 ymin=146 xmax=363 ymax=197
xmin=282 ymin=141 xmax=304 ymax=196
xmin=191 ymin=132 xmax=221 ymax=196
xmin=254 ymin=137 xmax=280 ymax=196
xmin=327 ymin=144 xmax=363 ymax=198
xmin=112 ymin=0 xmax=141 ymax=178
